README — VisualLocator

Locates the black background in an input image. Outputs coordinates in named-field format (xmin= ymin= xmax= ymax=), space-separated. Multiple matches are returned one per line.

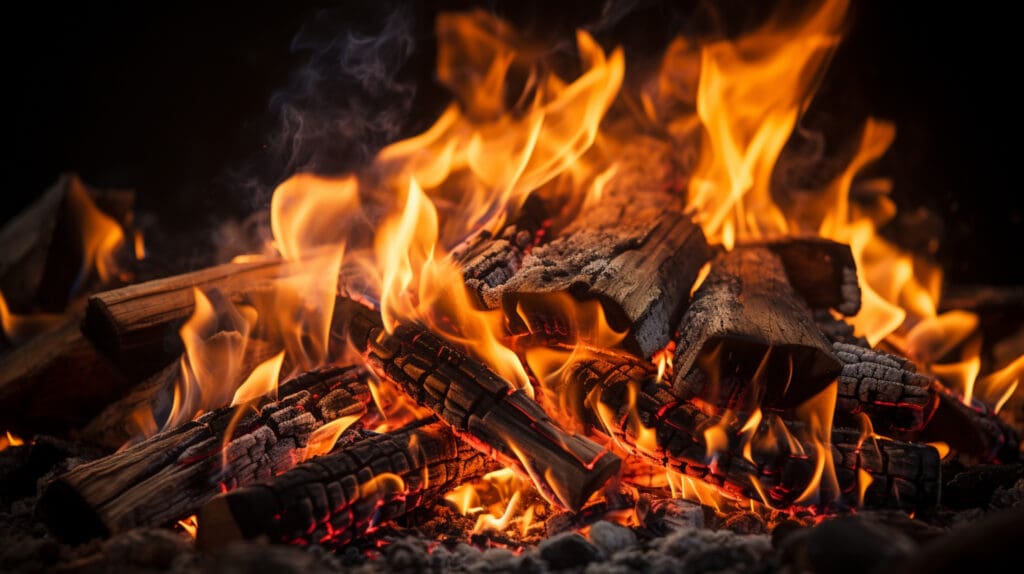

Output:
xmin=3 ymin=0 xmax=1020 ymax=284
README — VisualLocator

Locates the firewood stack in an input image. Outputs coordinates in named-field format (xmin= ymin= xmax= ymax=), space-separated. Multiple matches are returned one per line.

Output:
xmin=1 ymin=175 xmax=1018 ymax=550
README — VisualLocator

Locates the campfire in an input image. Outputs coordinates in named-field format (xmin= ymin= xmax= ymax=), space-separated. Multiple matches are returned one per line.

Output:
xmin=2 ymin=1 xmax=1022 ymax=572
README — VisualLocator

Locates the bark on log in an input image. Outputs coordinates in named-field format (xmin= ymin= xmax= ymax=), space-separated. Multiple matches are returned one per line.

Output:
xmin=454 ymin=194 xmax=550 ymax=309
xmin=0 ymin=315 xmax=129 ymax=437
xmin=81 ymin=258 xmax=287 ymax=379
xmin=563 ymin=349 xmax=940 ymax=514
xmin=919 ymin=382 xmax=1020 ymax=463
xmin=339 ymin=299 xmax=621 ymax=511
xmin=832 ymin=343 xmax=937 ymax=433
xmin=196 ymin=417 xmax=494 ymax=549
xmin=500 ymin=189 xmax=710 ymax=359
xmin=743 ymin=237 xmax=861 ymax=315
xmin=38 ymin=365 xmax=372 ymax=543
xmin=672 ymin=247 xmax=842 ymax=410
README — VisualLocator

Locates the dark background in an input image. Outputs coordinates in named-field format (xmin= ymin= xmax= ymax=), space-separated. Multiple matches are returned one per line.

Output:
xmin=3 ymin=0 xmax=1020 ymax=284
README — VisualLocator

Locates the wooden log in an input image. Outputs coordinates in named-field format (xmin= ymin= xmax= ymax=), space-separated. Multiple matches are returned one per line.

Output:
xmin=339 ymin=299 xmax=621 ymax=511
xmin=453 ymin=194 xmax=550 ymax=309
xmin=499 ymin=188 xmax=710 ymax=359
xmin=0 ymin=315 xmax=130 ymax=437
xmin=81 ymin=258 xmax=287 ymax=379
xmin=563 ymin=349 xmax=940 ymax=514
xmin=196 ymin=417 xmax=494 ymax=549
xmin=813 ymin=309 xmax=869 ymax=347
xmin=918 ymin=382 xmax=1019 ymax=463
xmin=38 ymin=365 xmax=372 ymax=543
xmin=672 ymin=246 xmax=842 ymax=410
xmin=832 ymin=343 xmax=937 ymax=433
xmin=743 ymin=237 xmax=861 ymax=315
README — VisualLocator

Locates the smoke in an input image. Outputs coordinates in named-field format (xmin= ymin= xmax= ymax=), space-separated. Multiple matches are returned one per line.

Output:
xmin=268 ymin=4 xmax=418 ymax=179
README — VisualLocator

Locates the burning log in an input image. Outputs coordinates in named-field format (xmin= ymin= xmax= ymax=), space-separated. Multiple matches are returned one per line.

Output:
xmin=832 ymin=343 xmax=937 ymax=433
xmin=196 ymin=417 xmax=494 ymax=549
xmin=672 ymin=246 xmax=841 ymax=410
xmin=747 ymin=237 xmax=861 ymax=315
xmin=38 ymin=365 xmax=372 ymax=543
xmin=564 ymin=349 xmax=940 ymax=514
xmin=340 ymin=299 xmax=621 ymax=511
xmin=0 ymin=316 xmax=130 ymax=436
xmin=454 ymin=194 xmax=550 ymax=309
xmin=500 ymin=189 xmax=710 ymax=359
xmin=81 ymin=258 xmax=287 ymax=379
xmin=919 ymin=383 xmax=1020 ymax=463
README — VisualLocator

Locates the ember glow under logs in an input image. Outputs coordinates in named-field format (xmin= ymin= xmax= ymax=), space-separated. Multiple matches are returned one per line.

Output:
xmin=2 ymin=0 xmax=1022 ymax=570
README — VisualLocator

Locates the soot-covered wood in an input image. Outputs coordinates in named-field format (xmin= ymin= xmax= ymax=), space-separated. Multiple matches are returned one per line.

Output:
xmin=81 ymin=258 xmax=287 ymax=379
xmin=832 ymin=343 xmax=937 ymax=433
xmin=919 ymin=382 xmax=1020 ymax=463
xmin=196 ymin=417 xmax=494 ymax=549
xmin=339 ymin=299 xmax=621 ymax=511
xmin=672 ymin=246 xmax=841 ymax=410
xmin=38 ymin=365 xmax=371 ymax=543
xmin=500 ymin=188 xmax=710 ymax=359
xmin=562 ymin=349 xmax=940 ymax=514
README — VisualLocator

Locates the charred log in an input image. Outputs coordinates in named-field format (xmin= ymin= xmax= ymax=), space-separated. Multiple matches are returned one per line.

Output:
xmin=196 ymin=417 xmax=493 ymax=549
xmin=454 ymin=194 xmax=550 ymax=309
xmin=500 ymin=189 xmax=710 ymax=358
xmin=832 ymin=343 xmax=938 ymax=433
xmin=340 ymin=299 xmax=621 ymax=511
xmin=814 ymin=309 xmax=869 ymax=347
xmin=38 ymin=365 xmax=372 ymax=543
xmin=563 ymin=349 xmax=940 ymax=514
xmin=745 ymin=237 xmax=861 ymax=315
xmin=919 ymin=383 xmax=1020 ymax=463
xmin=672 ymin=246 xmax=841 ymax=410
xmin=81 ymin=258 xmax=287 ymax=379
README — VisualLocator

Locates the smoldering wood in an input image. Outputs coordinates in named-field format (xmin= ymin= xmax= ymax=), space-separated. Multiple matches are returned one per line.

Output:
xmin=0 ymin=315 xmax=130 ymax=437
xmin=81 ymin=258 xmax=287 ymax=380
xmin=77 ymin=337 xmax=282 ymax=451
xmin=0 ymin=174 xmax=136 ymax=315
xmin=563 ymin=349 xmax=940 ymax=514
xmin=339 ymin=298 xmax=621 ymax=511
xmin=918 ymin=383 xmax=1020 ymax=463
xmin=196 ymin=417 xmax=494 ymax=549
xmin=499 ymin=188 xmax=710 ymax=359
xmin=38 ymin=365 xmax=372 ymax=543
xmin=743 ymin=237 xmax=861 ymax=315
xmin=672 ymin=246 xmax=842 ymax=410
xmin=832 ymin=342 xmax=937 ymax=433
xmin=454 ymin=194 xmax=551 ymax=309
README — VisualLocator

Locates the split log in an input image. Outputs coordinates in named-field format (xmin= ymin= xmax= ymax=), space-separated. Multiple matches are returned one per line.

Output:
xmin=743 ymin=237 xmax=861 ymax=315
xmin=0 ymin=315 xmax=129 ymax=437
xmin=918 ymin=383 xmax=1020 ymax=463
xmin=38 ymin=365 xmax=372 ymax=543
xmin=82 ymin=258 xmax=287 ymax=379
xmin=832 ymin=343 xmax=937 ymax=433
xmin=453 ymin=194 xmax=550 ymax=309
xmin=499 ymin=189 xmax=710 ymax=359
xmin=672 ymin=246 xmax=841 ymax=410
xmin=563 ymin=349 xmax=940 ymax=514
xmin=196 ymin=417 xmax=494 ymax=549
xmin=340 ymin=299 xmax=621 ymax=511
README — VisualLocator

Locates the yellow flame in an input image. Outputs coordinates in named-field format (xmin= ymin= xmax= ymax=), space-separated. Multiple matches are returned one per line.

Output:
xmin=793 ymin=382 xmax=839 ymax=505
xmin=302 ymin=413 xmax=364 ymax=461
xmin=976 ymin=355 xmax=1024 ymax=414
xmin=856 ymin=468 xmax=873 ymax=507
xmin=177 ymin=515 xmax=198 ymax=539
xmin=230 ymin=351 xmax=284 ymax=407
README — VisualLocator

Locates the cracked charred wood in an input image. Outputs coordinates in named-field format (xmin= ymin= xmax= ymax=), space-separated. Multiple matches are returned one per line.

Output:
xmin=742 ymin=237 xmax=861 ymax=315
xmin=453 ymin=194 xmax=551 ymax=309
xmin=832 ymin=343 xmax=938 ymax=433
xmin=0 ymin=315 xmax=130 ymax=437
xmin=196 ymin=417 xmax=494 ymax=549
xmin=81 ymin=258 xmax=287 ymax=379
xmin=37 ymin=365 xmax=372 ymax=543
xmin=339 ymin=299 xmax=621 ymax=511
xmin=672 ymin=246 xmax=841 ymax=410
xmin=499 ymin=189 xmax=710 ymax=359
xmin=813 ymin=309 xmax=869 ymax=347
xmin=918 ymin=382 xmax=1020 ymax=463
xmin=563 ymin=349 xmax=940 ymax=514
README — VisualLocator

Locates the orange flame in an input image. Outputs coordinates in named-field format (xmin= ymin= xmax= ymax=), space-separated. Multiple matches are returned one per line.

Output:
xmin=0 ymin=291 xmax=64 ymax=345
xmin=793 ymin=382 xmax=839 ymax=506
xmin=177 ymin=515 xmax=198 ymax=539
xmin=301 ymin=413 xmax=364 ymax=461
xmin=0 ymin=431 xmax=25 ymax=452
xmin=66 ymin=176 xmax=128 ymax=288
xmin=230 ymin=351 xmax=284 ymax=407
